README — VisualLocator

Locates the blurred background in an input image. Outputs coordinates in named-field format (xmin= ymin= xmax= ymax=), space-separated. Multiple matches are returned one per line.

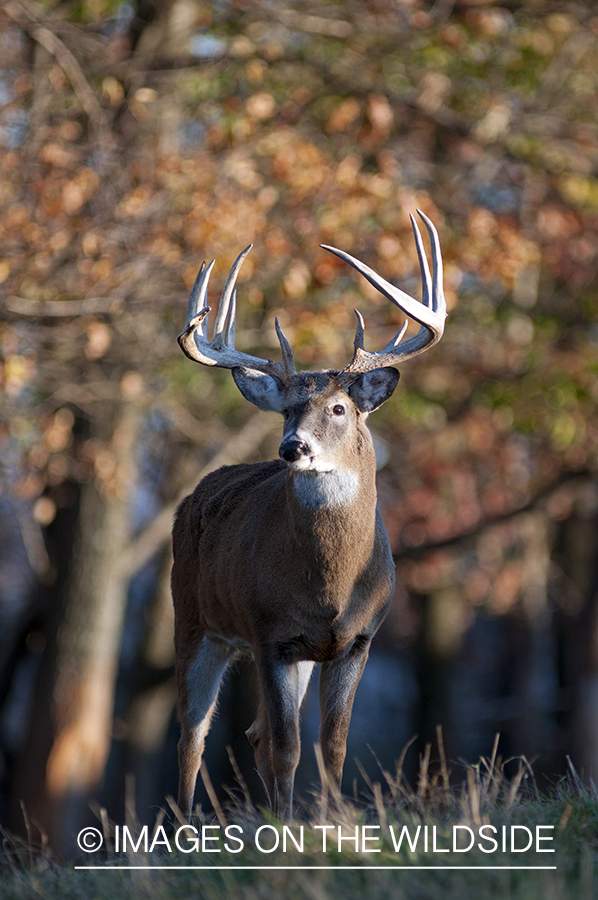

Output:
xmin=1 ymin=0 xmax=598 ymax=857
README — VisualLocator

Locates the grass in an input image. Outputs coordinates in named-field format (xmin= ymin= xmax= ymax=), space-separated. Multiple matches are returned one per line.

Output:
xmin=2 ymin=737 xmax=597 ymax=900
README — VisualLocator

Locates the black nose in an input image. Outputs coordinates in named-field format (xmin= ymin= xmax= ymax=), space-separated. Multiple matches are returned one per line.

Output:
xmin=279 ymin=439 xmax=310 ymax=462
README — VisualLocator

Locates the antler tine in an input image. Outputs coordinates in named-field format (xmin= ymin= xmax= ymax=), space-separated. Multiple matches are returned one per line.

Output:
xmin=274 ymin=317 xmax=297 ymax=380
xmin=320 ymin=210 xmax=446 ymax=378
xmin=410 ymin=212 xmax=431 ymax=310
xmin=212 ymin=245 xmax=252 ymax=346
xmin=178 ymin=245 xmax=296 ymax=382
xmin=224 ymin=289 xmax=236 ymax=349
xmin=415 ymin=208 xmax=445 ymax=316
xmin=184 ymin=259 xmax=214 ymax=338
xmin=353 ymin=309 xmax=365 ymax=351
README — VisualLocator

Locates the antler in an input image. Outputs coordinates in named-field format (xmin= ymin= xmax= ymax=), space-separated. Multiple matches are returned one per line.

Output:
xmin=178 ymin=244 xmax=296 ymax=383
xmin=321 ymin=209 xmax=446 ymax=380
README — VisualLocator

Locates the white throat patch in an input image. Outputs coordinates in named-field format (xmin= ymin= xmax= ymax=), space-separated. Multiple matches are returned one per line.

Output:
xmin=293 ymin=469 xmax=360 ymax=509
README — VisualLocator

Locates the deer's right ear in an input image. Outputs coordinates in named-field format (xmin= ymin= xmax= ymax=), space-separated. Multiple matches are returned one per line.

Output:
xmin=232 ymin=367 xmax=286 ymax=413
xmin=348 ymin=367 xmax=399 ymax=414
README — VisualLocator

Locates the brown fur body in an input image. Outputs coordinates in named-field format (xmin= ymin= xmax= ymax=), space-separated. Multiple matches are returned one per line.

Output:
xmin=173 ymin=219 xmax=445 ymax=819
xmin=171 ymin=371 xmax=397 ymax=818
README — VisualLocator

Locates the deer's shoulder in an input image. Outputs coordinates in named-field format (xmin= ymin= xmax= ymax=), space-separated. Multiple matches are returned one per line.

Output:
xmin=176 ymin=460 xmax=286 ymax=525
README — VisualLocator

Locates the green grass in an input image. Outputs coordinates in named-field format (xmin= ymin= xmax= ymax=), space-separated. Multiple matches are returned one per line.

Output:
xmin=2 ymin=741 xmax=597 ymax=899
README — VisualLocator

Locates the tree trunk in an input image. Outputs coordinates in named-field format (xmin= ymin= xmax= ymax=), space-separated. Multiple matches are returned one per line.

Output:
xmin=10 ymin=398 xmax=143 ymax=855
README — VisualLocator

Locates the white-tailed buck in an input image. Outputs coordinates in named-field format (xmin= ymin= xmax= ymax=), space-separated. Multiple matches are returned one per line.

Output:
xmin=172 ymin=210 xmax=446 ymax=818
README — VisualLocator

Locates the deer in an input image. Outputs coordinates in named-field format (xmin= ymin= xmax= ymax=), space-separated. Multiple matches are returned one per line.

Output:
xmin=172 ymin=210 xmax=446 ymax=819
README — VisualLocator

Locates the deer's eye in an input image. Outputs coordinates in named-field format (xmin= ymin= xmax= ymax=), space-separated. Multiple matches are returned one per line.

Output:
xmin=332 ymin=404 xmax=345 ymax=416
xmin=283 ymin=408 xmax=289 ymax=419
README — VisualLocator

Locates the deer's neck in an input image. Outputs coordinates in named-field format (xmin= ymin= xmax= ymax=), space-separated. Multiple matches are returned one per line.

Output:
xmin=291 ymin=469 xmax=361 ymax=510
xmin=284 ymin=465 xmax=377 ymax=597
xmin=284 ymin=439 xmax=378 ymax=559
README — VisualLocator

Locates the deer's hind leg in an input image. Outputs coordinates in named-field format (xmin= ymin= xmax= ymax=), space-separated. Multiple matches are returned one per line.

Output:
xmin=176 ymin=635 xmax=234 ymax=818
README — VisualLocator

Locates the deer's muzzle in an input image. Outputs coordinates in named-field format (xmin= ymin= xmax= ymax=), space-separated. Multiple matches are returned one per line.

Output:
xmin=279 ymin=438 xmax=310 ymax=463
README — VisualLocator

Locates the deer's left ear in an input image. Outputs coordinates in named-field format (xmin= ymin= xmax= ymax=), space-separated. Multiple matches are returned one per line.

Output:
xmin=348 ymin=367 xmax=399 ymax=414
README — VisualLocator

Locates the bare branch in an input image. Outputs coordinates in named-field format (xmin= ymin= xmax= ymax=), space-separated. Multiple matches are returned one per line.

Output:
xmin=5 ymin=297 xmax=124 ymax=317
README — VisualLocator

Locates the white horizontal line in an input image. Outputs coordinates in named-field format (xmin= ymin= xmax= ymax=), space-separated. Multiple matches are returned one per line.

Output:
xmin=74 ymin=865 xmax=558 ymax=871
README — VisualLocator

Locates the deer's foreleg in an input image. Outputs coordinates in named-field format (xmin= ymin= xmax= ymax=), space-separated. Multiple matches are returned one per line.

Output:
xmin=318 ymin=640 xmax=370 ymax=791
xmin=252 ymin=651 xmax=314 ymax=819
xmin=176 ymin=635 xmax=234 ymax=818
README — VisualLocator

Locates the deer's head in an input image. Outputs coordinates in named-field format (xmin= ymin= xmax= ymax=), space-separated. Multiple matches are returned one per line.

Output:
xmin=178 ymin=211 xmax=446 ymax=485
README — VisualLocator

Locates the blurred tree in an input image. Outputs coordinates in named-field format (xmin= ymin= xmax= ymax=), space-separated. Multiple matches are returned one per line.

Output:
xmin=12 ymin=391 xmax=143 ymax=851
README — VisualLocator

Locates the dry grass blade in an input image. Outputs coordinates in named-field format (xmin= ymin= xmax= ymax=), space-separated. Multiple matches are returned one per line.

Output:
xmin=313 ymin=742 xmax=329 ymax=824
xmin=98 ymin=805 xmax=113 ymax=853
xmin=505 ymin=761 xmax=527 ymax=811
xmin=200 ymin=762 xmax=229 ymax=830
xmin=373 ymin=781 xmax=388 ymax=834
xmin=165 ymin=795 xmax=188 ymax=828
xmin=384 ymin=734 xmax=418 ymax=803
xmin=466 ymin=768 xmax=482 ymax=828
xmin=226 ymin=745 xmax=253 ymax=812
xmin=436 ymin=725 xmax=450 ymax=793
xmin=417 ymin=741 xmax=432 ymax=802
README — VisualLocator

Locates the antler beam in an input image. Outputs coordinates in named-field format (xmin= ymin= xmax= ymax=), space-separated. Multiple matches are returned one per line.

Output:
xmin=178 ymin=244 xmax=296 ymax=383
xmin=321 ymin=209 xmax=446 ymax=379
xmin=179 ymin=210 xmax=445 ymax=386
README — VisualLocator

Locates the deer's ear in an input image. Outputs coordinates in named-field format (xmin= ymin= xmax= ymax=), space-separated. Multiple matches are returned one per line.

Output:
xmin=348 ymin=367 xmax=399 ymax=414
xmin=232 ymin=367 xmax=286 ymax=413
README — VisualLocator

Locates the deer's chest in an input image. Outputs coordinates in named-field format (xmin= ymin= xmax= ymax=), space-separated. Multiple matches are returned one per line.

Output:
xmin=266 ymin=577 xmax=387 ymax=663
xmin=292 ymin=470 xmax=360 ymax=509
